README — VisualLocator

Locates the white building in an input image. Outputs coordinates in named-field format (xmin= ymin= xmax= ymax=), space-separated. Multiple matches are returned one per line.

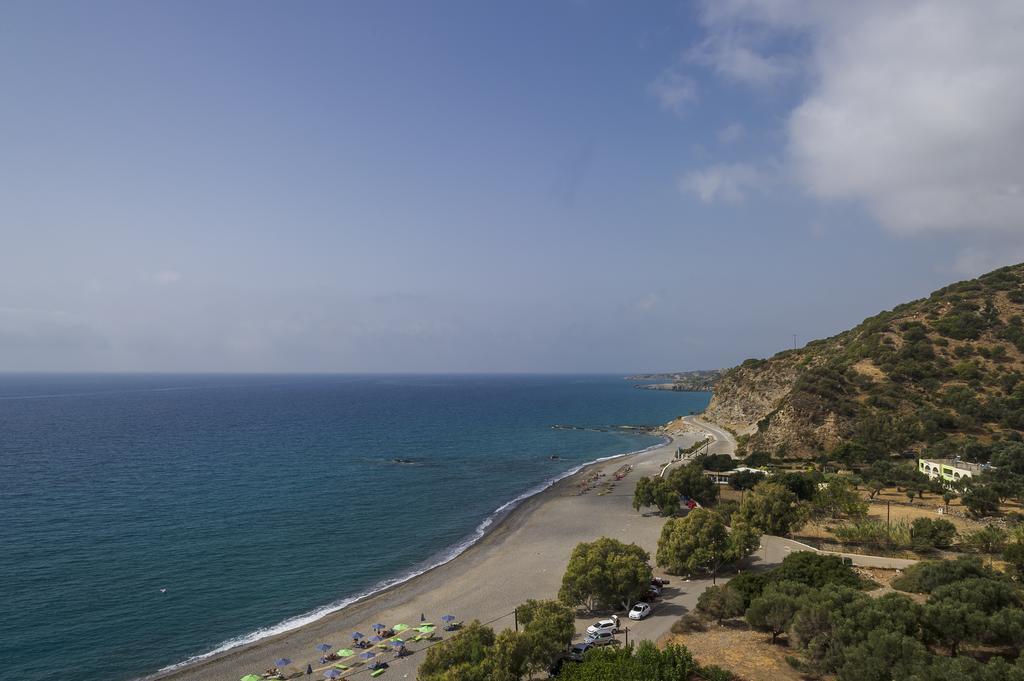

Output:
xmin=917 ymin=457 xmax=990 ymax=483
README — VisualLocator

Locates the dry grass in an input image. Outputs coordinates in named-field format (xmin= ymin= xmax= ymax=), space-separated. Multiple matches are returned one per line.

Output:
xmin=664 ymin=624 xmax=812 ymax=681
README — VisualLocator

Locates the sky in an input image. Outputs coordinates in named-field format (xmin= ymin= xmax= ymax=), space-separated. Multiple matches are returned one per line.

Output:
xmin=2 ymin=0 xmax=1024 ymax=373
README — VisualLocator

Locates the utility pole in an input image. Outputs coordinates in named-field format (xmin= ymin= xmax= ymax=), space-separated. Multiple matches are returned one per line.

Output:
xmin=514 ymin=608 xmax=518 ymax=632
xmin=793 ymin=334 xmax=798 ymax=350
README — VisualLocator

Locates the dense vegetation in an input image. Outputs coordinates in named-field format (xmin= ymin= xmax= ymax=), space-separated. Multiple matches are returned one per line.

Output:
xmin=557 ymin=641 xmax=735 ymax=680
xmin=699 ymin=552 xmax=1024 ymax=681
xmin=419 ymin=599 xmax=575 ymax=681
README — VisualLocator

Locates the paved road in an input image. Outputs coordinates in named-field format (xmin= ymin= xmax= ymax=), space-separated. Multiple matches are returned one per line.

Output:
xmin=681 ymin=415 xmax=738 ymax=458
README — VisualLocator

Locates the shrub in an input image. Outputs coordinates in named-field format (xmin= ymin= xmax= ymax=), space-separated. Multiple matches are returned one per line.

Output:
xmin=909 ymin=518 xmax=958 ymax=552
xmin=671 ymin=613 xmax=706 ymax=634
xmin=891 ymin=555 xmax=996 ymax=593
xmin=770 ymin=551 xmax=861 ymax=590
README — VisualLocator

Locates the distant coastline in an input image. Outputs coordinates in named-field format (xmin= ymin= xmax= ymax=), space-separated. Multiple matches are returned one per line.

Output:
xmin=627 ymin=369 xmax=723 ymax=392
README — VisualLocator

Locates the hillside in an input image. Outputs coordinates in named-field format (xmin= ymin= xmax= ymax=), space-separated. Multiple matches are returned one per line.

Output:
xmin=627 ymin=369 xmax=723 ymax=392
xmin=705 ymin=264 xmax=1024 ymax=460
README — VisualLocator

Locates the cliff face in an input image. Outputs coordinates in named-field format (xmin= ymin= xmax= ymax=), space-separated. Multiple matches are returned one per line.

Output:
xmin=705 ymin=264 xmax=1024 ymax=458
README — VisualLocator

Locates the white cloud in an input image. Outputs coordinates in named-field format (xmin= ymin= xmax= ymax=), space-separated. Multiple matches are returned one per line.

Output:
xmin=687 ymin=33 xmax=793 ymax=86
xmin=717 ymin=123 xmax=744 ymax=144
xmin=679 ymin=162 xmax=764 ymax=203
xmin=648 ymin=68 xmax=697 ymax=115
xmin=692 ymin=1 xmax=1024 ymax=243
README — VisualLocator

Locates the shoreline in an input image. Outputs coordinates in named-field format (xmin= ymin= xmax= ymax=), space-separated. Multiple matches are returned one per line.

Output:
xmin=145 ymin=432 xmax=678 ymax=681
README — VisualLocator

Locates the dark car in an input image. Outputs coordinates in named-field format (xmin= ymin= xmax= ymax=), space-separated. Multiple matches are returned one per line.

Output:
xmin=567 ymin=641 xmax=593 ymax=661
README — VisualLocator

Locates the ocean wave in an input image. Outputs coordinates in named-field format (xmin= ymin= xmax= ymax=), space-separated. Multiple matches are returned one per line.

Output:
xmin=153 ymin=435 xmax=669 ymax=677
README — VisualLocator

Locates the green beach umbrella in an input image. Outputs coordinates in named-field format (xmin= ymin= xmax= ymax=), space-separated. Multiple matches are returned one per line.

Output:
xmin=392 ymin=624 xmax=410 ymax=632
xmin=336 ymin=648 xmax=355 ymax=658
xmin=417 ymin=625 xmax=435 ymax=633
xmin=240 ymin=675 xmax=262 ymax=681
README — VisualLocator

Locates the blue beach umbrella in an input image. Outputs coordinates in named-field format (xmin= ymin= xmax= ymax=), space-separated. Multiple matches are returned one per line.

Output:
xmin=371 ymin=623 xmax=385 ymax=630
xmin=351 ymin=632 xmax=364 ymax=640
xmin=316 ymin=643 xmax=332 ymax=653
xmin=359 ymin=652 xmax=376 ymax=661
xmin=324 ymin=670 xmax=342 ymax=680
xmin=391 ymin=638 xmax=405 ymax=646
xmin=441 ymin=614 xmax=455 ymax=622
xmin=370 ymin=635 xmax=383 ymax=643
xmin=274 ymin=658 xmax=292 ymax=668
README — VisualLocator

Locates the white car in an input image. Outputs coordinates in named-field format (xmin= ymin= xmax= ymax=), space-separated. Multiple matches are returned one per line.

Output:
xmin=583 ymin=630 xmax=618 ymax=646
xmin=628 ymin=602 xmax=651 ymax=620
xmin=585 ymin=617 xmax=619 ymax=636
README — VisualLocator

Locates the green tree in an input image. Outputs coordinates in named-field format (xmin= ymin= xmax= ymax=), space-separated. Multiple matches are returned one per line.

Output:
xmin=515 ymin=599 xmax=574 ymax=675
xmin=867 ymin=479 xmax=886 ymax=499
xmin=631 ymin=476 xmax=653 ymax=513
xmin=963 ymin=485 xmax=1001 ymax=517
xmin=891 ymin=555 xmax=995 ymax=593
xmin=909 ymin=517 xmax=958 ymax=552
xmin=559 ymin=537 xmax=651 ymax=612
xmin=812 ymin=478 xmax=868 ymax=519
xmin=746 ymin=580 xmax=807 ymax=643
xmin=725 ymin=571 xmax=769 ymax=609
xmin=770 ymin=551 xmax=860 ymax=590
xmin=922 ymin=577 xmax=1024 ymax=655
xmin=963 ymin=525 xmax=1008 ymax=562
xmin=696 ymin=585 xmax=745 ymax=624
xmin=419 ymin=620 xmax=495 ymax=681
xmin=1004 ymin=541 xmax=1024 ymax=580
xmin=734 ymin=481 xmax=807 ymax=536
xmin=632 ymin=476 xmax=680 ymax=516
xmin=665 ymin=462 xmax=719 ymax=506
xmin=656 ymin=509 xmax=757 ymax=582
xmin=776 ymin=471 xmax=820 ymax=501
xmin=481 ymin=629 xmax=530 ymax=681
xmin=558 ymin=641 xmax=703 ymax=681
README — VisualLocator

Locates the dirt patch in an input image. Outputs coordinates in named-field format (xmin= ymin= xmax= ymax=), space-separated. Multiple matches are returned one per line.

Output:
xmin=663 ymin=624 xmax=812 ymax=681
xmin=851 ymin=359 xmax=885 ymax=382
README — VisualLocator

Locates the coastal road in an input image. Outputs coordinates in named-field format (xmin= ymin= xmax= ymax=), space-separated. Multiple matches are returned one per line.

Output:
xmin=681 ymin=415 xmax=737 ymax=458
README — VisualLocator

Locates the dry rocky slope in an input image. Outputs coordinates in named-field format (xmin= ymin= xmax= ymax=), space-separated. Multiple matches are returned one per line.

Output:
xmin=705 ymin=263 xmax=1024 ymax=458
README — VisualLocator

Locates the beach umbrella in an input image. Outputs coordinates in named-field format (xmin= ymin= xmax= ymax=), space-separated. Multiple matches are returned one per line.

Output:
xmin=371 ymin=622 xmax=385 ymax=630
xmin=417 ymin=624 xmax=435 ymax=632
xmin=316 ymin=643 xmax=332 ymax=653
xmin=359 ymin=651 xmax=376 ymax=661
xmin=441 ymin=614 xmax=456 ymax=623
xmin=392 ymin=623 xmax=410 ymax=632
xmin=240 ymin=675 xmax=263 ymax=681
xmin=336 ymin=648 xmax=355 ymax=658
xmin=324 ymin=670 xmax=342 ymax=680
xmin=370 ymin=635 xmax=383 ymax=643
xmin=390 ymin=638 xmax=404 ymax=645
xmin=274 ymin=658 xmax=292 ymax=668
xmin=351 ymin=632 xmax=364 ymax=640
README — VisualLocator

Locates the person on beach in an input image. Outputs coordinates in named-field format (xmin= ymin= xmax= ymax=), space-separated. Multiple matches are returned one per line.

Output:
xmin=306 ymin=663 xmax=313 ymax=675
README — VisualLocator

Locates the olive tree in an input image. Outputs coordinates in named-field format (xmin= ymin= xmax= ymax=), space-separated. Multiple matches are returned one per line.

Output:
xmin=656 ymin=508 xmax=758 ymax=583
xmin=559 ymin=537 xmax=652 ymax=612
xmin=734 ymin=481 xmax=807 ymax=536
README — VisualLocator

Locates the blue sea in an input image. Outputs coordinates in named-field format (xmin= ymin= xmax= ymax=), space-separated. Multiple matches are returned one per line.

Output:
xmin=0 ymin=374 xmax=709 ymax=681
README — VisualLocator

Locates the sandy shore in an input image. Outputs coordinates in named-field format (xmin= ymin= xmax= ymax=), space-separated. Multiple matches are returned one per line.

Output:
xmin=148 ymin=428 xmax=706 ymax=681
